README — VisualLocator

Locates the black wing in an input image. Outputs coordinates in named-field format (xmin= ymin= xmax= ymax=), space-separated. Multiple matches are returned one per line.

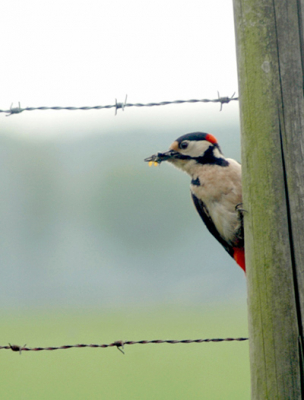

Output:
xmin=191 ymin=192 xmax=234 ymax=258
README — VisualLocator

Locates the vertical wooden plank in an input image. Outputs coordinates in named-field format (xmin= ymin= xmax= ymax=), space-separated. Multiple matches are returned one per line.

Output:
xmin=278 ymin=0 xmax=304 ymax=331
xmin=233 ymin=0 xmax=304 ymax=398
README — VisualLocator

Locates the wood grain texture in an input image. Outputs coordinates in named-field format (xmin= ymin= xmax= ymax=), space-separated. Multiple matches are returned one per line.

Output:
xmin=233 ymin=0 xmax=304 ymax=398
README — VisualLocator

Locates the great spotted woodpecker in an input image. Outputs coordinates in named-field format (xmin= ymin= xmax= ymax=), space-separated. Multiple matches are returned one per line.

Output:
xmin=145 ymin=132 xmax=245 ymax=272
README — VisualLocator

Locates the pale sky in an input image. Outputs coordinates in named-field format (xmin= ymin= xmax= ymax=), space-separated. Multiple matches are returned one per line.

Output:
xmin=1 ymin=0 xmax=239 ymax=137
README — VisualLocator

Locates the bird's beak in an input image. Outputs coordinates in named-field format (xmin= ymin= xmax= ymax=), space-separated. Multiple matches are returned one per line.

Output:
xmin=144 ymin=149 xmax=178 ymax=165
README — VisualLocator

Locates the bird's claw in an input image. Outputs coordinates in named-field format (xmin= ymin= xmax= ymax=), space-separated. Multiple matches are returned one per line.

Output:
xmin=235 ymin=203 xmax=247 ymax=214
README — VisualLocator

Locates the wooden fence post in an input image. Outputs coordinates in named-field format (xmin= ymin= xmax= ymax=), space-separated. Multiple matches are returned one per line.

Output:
xmin=233 ymin=0 xmax=304 ymax=398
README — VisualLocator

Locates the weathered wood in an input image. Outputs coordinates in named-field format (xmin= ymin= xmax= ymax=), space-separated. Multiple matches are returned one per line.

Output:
xmin=233 ymin=0 xmax=304 ymax=398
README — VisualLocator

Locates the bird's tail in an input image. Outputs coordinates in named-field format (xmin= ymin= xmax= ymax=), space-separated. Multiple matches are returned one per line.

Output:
xmin=233 ymin=247 xmax=246 ymax=273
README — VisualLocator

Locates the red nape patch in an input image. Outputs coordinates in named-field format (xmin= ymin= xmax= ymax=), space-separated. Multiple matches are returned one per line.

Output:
xmin=233 ymin=247 xmax=246 ymax=273
xmin=205 ymin=133 xmax=218 ymax=145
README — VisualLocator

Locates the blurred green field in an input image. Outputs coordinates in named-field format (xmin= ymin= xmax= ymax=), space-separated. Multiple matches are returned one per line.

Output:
xmin=0 ymin=305 xmax=250 ymax=399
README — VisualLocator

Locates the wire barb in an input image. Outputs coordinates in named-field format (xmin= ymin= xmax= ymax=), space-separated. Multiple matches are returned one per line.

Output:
xmin=113 ymin=340 xmax=125 ymax=354
xmin=6 ymin=102 xmax=23 ymax=117
xmin=217 ymin=92 xmax=236 ymax=111
xmin=8 ymin=343 xmax=26 ymax=355
xmin=115 ymin=95 xmax=128 ymax=115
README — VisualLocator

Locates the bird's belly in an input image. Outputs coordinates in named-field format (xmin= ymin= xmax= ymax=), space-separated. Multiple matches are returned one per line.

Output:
xmin=208 ymin=202 xmax=239 ymax=244
xmin=191 ymin=184 xmax=240 ymax=245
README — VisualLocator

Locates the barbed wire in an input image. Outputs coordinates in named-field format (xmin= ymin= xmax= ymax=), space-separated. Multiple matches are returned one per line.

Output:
xmin=0 ymin=93 xmax=238 ymax=117
xmin=1 ymin=336 xmax=248 ymax=355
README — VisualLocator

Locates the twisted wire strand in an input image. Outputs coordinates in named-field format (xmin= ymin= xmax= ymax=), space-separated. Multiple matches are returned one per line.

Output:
xmin=0 ymin=94 xmax=238 ymax=116
xmin=1 ymin=337 xmax=248 ymax=355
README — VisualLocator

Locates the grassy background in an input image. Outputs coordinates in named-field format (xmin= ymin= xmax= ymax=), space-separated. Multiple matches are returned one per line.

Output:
xmin=0 ymin=305 xmax=249 ymax=399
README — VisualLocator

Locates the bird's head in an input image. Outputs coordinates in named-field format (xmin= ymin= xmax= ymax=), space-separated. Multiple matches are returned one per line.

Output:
xmin=145 ymin=132 xmax=225 ymax=173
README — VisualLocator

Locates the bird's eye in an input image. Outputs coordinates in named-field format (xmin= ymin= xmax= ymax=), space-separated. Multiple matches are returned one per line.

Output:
xmin=180 ymin=141 xmax=189 ymax=150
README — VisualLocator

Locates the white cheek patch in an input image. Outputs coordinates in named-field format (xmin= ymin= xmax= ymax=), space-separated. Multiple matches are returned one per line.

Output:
xmin=213 ymin=147 xmax=222 ymax=158
xmin=180 ymin=141 xmax=213 ymax=158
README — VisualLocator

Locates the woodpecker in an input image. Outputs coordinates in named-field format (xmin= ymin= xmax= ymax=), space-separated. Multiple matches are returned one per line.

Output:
xmin=145 ymin=132 xmax=245 ymax=272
